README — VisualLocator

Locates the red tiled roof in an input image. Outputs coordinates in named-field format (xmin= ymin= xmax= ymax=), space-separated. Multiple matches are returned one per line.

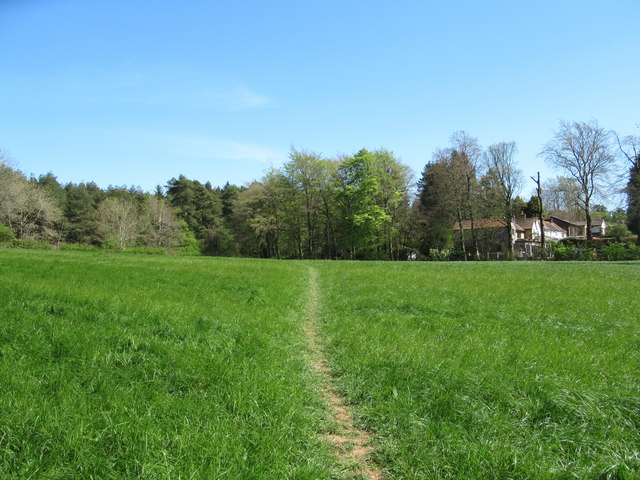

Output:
xmin=454 ymin=219 xmax=524 ymax=231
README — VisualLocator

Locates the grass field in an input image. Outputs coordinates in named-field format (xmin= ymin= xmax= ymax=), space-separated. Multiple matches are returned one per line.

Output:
xmin=315 ymin=261 xmax=640 ymax=479
xmin=1 ymin=249 xmax=638 ymax=479
xmin=0 ymin=250 xmax=335 ymax=479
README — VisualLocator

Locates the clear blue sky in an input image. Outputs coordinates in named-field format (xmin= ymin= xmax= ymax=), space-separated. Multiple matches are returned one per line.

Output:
xmin=1 ymin=0 xmax=639 ymax=202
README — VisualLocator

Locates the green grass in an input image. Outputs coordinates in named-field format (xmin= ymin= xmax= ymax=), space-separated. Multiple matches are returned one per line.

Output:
xmin=314 ymin=261 xmax=640 ymax=479
xmin=0 ymin=250 xmax=335 ymax=479
xmin=1 ymin=250 xmax=639 ymax=479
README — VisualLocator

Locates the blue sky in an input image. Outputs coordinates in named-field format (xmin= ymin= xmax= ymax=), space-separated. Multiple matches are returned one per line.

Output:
xmin=1 ymin=0 xmax=639 ymax=203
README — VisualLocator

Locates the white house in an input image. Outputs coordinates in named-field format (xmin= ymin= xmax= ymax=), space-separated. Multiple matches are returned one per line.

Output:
xmin=548 ymin=216 xmax=607 ymax=238
xmin=517 ymin=218 xmax=567 ymax=241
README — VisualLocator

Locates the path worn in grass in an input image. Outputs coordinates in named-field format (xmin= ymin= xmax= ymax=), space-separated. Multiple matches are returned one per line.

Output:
xmin=305 ymin=267 xmax=383 ymax=480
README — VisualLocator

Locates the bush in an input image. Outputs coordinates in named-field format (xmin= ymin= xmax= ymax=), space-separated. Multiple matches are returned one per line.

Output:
xmin=599 ymin=242 xmax=640 ymax=261
xmin=10 ymin=238 xmax=51 ymax=250
xmin=607 ymin=224 xmax=633 ymax=242
xmin=427 ymin=250 xmax=450 ymax=261
xmin=553 ymin=242 xmax=595 ymax=261
xmin=0 ymin=223 xmax=14 ymax=243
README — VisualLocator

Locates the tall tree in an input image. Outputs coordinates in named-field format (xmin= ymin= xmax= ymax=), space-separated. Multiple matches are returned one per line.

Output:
xmin=0 ymin=158 xmax=61 ymax=240
xmin=616 ymin=133 xmax=640 ymax=239
xmin=63 ymin=182 xmax=104 ymax=244
xmin=335 ymin=149 xmax=390 ymax=259
xmin=166 ymin=175 xmax=224 ymax=254
xmin=426 ymin=142 xmax=480 ymax=259
xmin=542 ymin=176 xmax=582 ymax=215
xmin=97 ymin=197 xmax=141 ymax=249
xmin=283 ymin=148 xmax=325 ymax=258
xmin=416 ymin=160 xmax=455 ymax=254
xmin=371 ymin=149 xmax=412 ymax=260
xmin=450 ymin=132 xmax=482 ymax=258
xmin=144 ymin=196 xmax=183 ymax=250
xmin=541 ymin=120 xmax=616 ymax=240
xmin=483 ymin=141 xmax=523 ymax=257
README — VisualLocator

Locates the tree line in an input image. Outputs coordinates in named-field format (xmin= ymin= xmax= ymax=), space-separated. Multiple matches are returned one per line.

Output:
xmin=1 ymin=120 xmax=638 ymax=259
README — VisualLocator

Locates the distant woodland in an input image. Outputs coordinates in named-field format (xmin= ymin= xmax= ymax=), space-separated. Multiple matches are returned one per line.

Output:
xmin=1 ymin=121 xmax=639 ymax=259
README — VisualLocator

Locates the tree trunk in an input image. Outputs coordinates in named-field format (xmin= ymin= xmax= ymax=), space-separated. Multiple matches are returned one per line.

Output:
xmin=456 ymin=208 xmax=467 ymax=260
xmin=585 ymin=199 xmax=592 ymax=241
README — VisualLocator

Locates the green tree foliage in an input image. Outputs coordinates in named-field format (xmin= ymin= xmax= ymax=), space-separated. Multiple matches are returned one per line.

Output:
xmin=615 ymin=133 xmax=639 ymax=238
xmin=607 ymin=223 xmax=632 ymax=242
xmin=166 ymin=175 xmax=229 ymax=254
xmin=33 ymin=172 xmax=66 ymax=209
xmin=63 ymin=182 xmax=104 ymax=244
xmin=522 ymin=195 xmax=541 ymax=218
xmin=232 ymin=181 xmax=279 ymax=258
xmin=335 ymin=149 xmax=392 ymax=259
xmin=416 ymin=161 xmax=455 ymax=254
xmin=0 ymin=223 xmax=15 ymax=242
xmin=626 ymin=164 xmax=640 ymax=235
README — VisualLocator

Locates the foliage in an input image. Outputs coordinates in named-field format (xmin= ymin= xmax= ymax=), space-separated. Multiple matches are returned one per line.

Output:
xmin=599 ymin=241 xmax=640 ymax=261
xmin=63 ymin=182 xmax=104 ymax=244
xmin=552 ymin=241 xmax=595 ymax=261
xmin=96 ymin=197 xmax=141 ymax=249
xmin=8 ymin=238 xmax=52 ymax=250
xmin=0 ymin=160 xmax=61 ymax=240
xmin=607 ymin=223 xmax=632 ymax=242
xmin=0 ymin=223 xmax=15 ymax=242
xmin=627 ymin=163 xmax=640 ymax=235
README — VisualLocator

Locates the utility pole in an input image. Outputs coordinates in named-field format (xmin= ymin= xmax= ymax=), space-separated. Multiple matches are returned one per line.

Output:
xmin=531 ymin=172 xmax=545 ymax=259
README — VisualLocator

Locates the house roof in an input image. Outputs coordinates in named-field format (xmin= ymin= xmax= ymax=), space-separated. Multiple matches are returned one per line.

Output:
xmin=517 ymin=218 xmax=537 ymax=230
xmin=517 ymin=218 xmax=566 ymax=233
xmin=454 ymin=218 xmax=524 ymax=231
xmin=550 ymin=216 xmax=604 ymax=227
xmin=544 ymin=221 xmax=565 ymax=232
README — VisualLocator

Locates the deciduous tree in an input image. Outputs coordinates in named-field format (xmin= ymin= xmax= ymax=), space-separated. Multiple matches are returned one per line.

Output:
xmin=97 ymin=197 xmax=141 ymax=249
xmin=541 ymin=120 xmax=616 ymax=240
xmin=616 ymin=133 xmax=640 ymax=238
xmin=483 ymin=141 xmax=523 ymax=257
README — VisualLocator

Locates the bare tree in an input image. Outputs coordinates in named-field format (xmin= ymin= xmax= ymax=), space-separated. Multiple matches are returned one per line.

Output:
xmin=449 ymin=131 xmax=482 ymax=259
xmin=540 ymin=120 xmax=616 ymax=240
xmin=97 ymin=197 xmax=141 ymax=249
xmin=145 ymin=196 xmax=182 ymax=249
xmin=542 ymin=176 xmax=582 ymax=215
xmin=484 ymin=141 xmax=523 ymax=257
xmin=0 ymin=155 xmax=61 ymax=239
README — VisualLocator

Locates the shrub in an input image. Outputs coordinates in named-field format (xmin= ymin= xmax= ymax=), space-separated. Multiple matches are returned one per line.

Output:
xmin=599 ymin=242 xmax=640 ymax=261
xmin=607 ymin=224 xmax=633 ymax=242
xmin=428 ymin=250 xmax=450 ymax=261
xmin=553 ymin=242 xmax=594 ymax=261
xmin=10 ymin=238 xmax=51 ymax=250
xmin=0 ymin=223 xmax=15 ymax=243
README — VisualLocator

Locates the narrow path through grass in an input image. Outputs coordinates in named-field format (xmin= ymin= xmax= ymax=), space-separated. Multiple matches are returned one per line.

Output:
xmin=305 ymin=267 xmax=383 ymax=480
